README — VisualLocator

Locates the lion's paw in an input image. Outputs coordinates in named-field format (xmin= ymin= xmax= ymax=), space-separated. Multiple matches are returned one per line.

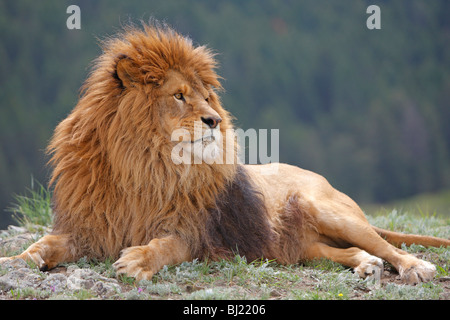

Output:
xmin=399 ymin=259 xmax=436 ymax=285
xmin=0 ymin=256 xmax=13 ymax=264
xmin=113 ymin=246 xmax=156 ymax=281
xmin=354 ymin=252 xmax=384 ymax=282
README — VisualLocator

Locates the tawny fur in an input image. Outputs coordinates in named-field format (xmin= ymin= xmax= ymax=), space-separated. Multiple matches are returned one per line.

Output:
xmin=47 ymin=24 xmax=237 ymax=260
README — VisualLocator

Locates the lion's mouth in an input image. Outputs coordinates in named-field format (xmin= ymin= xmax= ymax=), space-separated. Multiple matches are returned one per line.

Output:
xmin=173 ymin=127 xmax=221 ymax=145
xmin=191 ymin=135 xmax=216 ymax=144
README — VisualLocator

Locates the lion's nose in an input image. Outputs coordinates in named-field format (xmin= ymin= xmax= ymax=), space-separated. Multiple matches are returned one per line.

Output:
xmin=201 ymin=116 xmax=222 ymax=129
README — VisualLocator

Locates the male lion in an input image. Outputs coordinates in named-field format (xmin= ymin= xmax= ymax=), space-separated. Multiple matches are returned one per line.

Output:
xmin=1 ymin=24 xmax=448 ymax=285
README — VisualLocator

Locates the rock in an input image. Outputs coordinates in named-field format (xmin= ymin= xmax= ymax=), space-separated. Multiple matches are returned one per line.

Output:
xmin=0 ymin=227 xmax=122 ymax=299
xmin=92 ymin=281 xmax=121 ymax=298
xmin=67 ymin=269 xmax=94 ymax=290
xmin=0 ymin=268 xmax=42 ymax=291
xmin=67 ymin=268 xmax=121 ymax=297
xmin=40 ymin=273 xmax=68 ymax=293
xmin=0 ymin=265 xmax=122 ymax=298
xmin=0 ymin=233 xmax=35 ymax=253
xmin=66 ymin=265 xmax=80 ymax=274
xmin=7 ymin=225 xmax=28 ymax=234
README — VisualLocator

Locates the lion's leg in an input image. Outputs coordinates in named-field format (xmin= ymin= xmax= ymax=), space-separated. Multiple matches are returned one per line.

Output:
xmin=113 ymin=235 xmax=191 ymax=281
xmin=313 ymin=203 xmax=436 ymax=284
xmin=304 ymin=242 xmax=384 ymax=280
xmin=0 ymin=234 xmax=75 ymax=271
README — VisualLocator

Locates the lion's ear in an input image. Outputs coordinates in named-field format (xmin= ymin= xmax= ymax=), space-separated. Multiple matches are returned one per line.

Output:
xmin=115 ymin=55 xmax=139 ymax=88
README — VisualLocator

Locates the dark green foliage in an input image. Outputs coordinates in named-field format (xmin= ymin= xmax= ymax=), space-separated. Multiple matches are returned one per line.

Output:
xmin=1 ymin=0 xmax=449 ymax=227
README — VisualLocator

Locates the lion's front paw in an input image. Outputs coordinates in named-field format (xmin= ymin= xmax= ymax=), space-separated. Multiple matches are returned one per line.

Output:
xmin=0 ymin=256 xmax=14 ymax=264
xmin=354 ymin=253 xmax=384 ymax=282
xmin=113 ymin=246 xmax=156 ymax=281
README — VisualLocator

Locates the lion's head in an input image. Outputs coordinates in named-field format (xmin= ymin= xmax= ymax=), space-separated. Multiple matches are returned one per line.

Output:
xmin=110 ymin=26 xmax=235 ymax=166
xmin=46 ymin=23 xmax=243 ymax=260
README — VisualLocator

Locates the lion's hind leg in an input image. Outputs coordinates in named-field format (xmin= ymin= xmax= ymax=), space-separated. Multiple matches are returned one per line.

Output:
xmin=311 ymin=195 xmax=437 ymax=284
xmin=0 ymin=234 xmax=75 ymax=271
xmin=304 ymin=242 xmax=384 ymax=281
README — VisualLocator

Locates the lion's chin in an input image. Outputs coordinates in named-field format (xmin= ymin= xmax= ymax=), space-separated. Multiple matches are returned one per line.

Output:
xmin=194 ymin=139 xmax=222 ymax=164
xmin=171 ymin=139 xmax=222 ymax=165
xmin=190 ymin=128 xmax=223 ymax=164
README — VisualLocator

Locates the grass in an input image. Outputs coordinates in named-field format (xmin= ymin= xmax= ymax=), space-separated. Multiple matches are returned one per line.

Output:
xmin=6 ymin=177 xmax=53 ymax=231
xmin=1 ymin=182 xmax=449 ymax=300
xmin=362 ymin=189 xmax=450 ymax=218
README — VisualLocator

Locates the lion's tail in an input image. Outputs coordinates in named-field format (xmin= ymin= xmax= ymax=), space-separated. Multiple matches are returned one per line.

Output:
xmin=372 ymin=226 xmax=450 ymax=248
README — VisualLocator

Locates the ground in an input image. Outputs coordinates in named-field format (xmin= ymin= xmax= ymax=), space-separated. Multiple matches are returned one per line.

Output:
xmin=0 ymin=208 xmax=449 ymax=300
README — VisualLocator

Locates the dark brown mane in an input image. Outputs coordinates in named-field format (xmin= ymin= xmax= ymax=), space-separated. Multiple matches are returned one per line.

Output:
xmin=197 ymin=165 xmax=276 ymax=261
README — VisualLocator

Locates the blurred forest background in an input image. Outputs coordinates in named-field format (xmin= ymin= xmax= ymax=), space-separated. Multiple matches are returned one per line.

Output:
xmin=0 ymin=0 xmax=449 ymax=228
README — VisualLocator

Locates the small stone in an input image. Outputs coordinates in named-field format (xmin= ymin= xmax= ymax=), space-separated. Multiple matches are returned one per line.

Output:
xmin=66 ymin=268 xmax=121 ymax=296
xmin=40 ymin=273 xmax=68 ymax=293
xmin=92 ymin=281 xmax=121 ymax=297
xmin=270 ymin=290 xmax=281 ymax=297
xmin=0 ymin=234 xmax=35 ymax=253
xmin=66 ymin=265 xmax=80 ymax=274
xmin=0 ymin=268 xmax=42 ymax=291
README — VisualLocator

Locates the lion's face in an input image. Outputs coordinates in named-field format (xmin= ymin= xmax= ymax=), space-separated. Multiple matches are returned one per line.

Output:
xmin=158 ymin=69 xmax=224 ymax=163
xmin=114 ymin=43 xmax=231 ymax=165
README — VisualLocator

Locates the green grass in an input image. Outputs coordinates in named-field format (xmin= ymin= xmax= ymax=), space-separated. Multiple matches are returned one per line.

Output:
xmin=366 ymin=208 xmax=450 ymax=238
xmin=363 ymin=189 xmax=450 ymax=218
xmin=6 ymin=178 xmax=53 ymax=231
xmin=2 ymin=183 xmax=449 ymax=300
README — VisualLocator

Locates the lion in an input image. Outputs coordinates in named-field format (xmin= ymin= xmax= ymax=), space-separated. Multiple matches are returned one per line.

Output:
xmin=1 ymin=23 xmax=448 ymax=285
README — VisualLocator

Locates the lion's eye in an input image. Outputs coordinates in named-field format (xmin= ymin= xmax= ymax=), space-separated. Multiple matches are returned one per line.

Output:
xmin=205 ymin=97 xmax=209 ymax=103
xmin=174 ymin=93 xmax=184 ymax=101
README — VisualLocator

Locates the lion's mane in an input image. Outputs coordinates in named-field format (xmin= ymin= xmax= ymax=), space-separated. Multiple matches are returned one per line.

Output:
xmin=46 ymin=23 xmax=283 ymax=262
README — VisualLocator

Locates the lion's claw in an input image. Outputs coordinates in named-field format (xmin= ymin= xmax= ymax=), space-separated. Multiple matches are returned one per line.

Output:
xmin=113 ymin=246 xmax=155 ymax=281
xmin=400 ymin=260 xmax=436 ymax=285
